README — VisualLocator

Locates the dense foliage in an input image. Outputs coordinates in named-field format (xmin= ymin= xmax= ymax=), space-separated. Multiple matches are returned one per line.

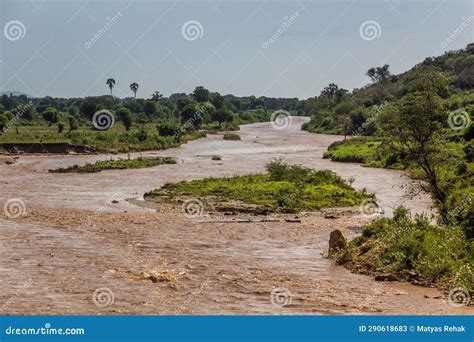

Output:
xmin=0 ymin=84 xmax=307 ymax=151
xmin=146 ymin=161 xmax=371 ymax=213
xmin=337 ymin=207 xmax=474 ymax=291
xmin=320 ymin=45 xmax=474 ymax=297
xmin=303 ymin=44 xmax=474 ymax=137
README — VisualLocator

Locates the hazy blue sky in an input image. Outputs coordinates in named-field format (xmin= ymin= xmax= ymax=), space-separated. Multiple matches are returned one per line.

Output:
xmin=1 ymin=0 xmax=473 ymax=99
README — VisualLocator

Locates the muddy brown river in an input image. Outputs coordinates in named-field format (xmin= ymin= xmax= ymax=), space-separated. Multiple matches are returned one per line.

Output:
xmin=0 ymin=117 xmax=471 ymax=314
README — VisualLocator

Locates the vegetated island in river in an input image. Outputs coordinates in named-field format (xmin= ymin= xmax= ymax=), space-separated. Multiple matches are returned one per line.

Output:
xmin=145 ymin=161 xmax=372 ymax=215
xmin=49 ymin=156 xmax=176 ymax=173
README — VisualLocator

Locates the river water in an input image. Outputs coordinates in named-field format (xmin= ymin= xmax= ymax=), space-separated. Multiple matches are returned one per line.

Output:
xmin=0 ymin=117 xmax=469 ymax=315
xmin=1 ymin=117 xmax=432 ymax=216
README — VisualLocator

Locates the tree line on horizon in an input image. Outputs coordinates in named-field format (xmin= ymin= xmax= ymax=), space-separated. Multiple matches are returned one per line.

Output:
xmin=0 ymin=81 xmax=307 ymax=135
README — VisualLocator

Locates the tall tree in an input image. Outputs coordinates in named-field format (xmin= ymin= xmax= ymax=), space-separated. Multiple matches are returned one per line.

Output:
xmin=192 ymin=86 xmax=210 ymax=103
xmin=377 ymin=67 xmax=455 ymax=221
xmin=106 ymin=78 xmax=116 ymax=97
xmin=68 ymin=116 xmax=78 ymax=132
xmin=320 ymin=83 xmax=339 ymax=99
xmin=366 ymin=64 xmax=391 ymax=83
xmin=130 ymin=82 xmax=139 ymax=99
xmin=42 ymin=107 xmax=58 ymax=127
xmin=143 ymin=101 xmax=156 ymax=117
xmin=116 ymin=107 xmax=133 ymax=131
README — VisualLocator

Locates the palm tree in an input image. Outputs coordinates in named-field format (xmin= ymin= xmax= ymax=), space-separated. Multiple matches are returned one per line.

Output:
xmin=106 ymin=78 xmax=115 ymax=97
xmin=130 ymin=82 xmax=139 ymax=99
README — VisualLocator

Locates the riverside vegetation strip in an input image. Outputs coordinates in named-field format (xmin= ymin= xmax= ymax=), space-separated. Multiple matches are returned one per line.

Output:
xmin=326 ymin=136 xmax=474 ymax=294
xmin=49 ymin=156 xmax=176 ymax=173
xmin=145 ymin=161 xmax=372 ymax=214
xmin=0 ymin=85 xmax=303 ymax=154
xmin=307 ymin=46 xmax=474 ymax=299
xmin=333 ymin=207 xmax=474 ymax=293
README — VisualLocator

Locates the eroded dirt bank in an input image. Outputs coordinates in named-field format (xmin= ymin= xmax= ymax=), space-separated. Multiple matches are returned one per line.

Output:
xmin=0 ymin=117 xmax=470 ymax=314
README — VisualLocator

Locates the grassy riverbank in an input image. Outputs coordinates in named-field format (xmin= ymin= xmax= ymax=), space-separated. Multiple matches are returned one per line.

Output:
xmin=0 ymin=123 xmax=206 ymax=153
xmin=145 ymin=161 xmax=372 ymax=214
xmin=323 ymin=138 xmax=385 ymax=166
xmin=326 ymin=137 xmax=473 ymax=296
xmin=334 ymin=207 xmax=474 ymax=292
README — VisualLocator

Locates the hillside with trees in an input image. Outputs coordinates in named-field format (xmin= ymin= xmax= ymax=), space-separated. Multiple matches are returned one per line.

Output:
xmin=303 ymin=43 xmax=474 ymax=137
xmin=317 ymin=45 xmax=474 ymax=293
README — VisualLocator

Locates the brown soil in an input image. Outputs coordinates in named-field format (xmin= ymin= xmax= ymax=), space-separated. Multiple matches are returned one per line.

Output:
xmin=0 ymin=143 xmax=97 ymax=154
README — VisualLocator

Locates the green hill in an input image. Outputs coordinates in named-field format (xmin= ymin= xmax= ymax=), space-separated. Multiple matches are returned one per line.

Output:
xmin=303 ymin=43 xmax=474 ymax=138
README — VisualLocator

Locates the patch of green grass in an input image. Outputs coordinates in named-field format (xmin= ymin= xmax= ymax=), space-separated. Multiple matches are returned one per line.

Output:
xmin=336 ymin=207 xmax=474 ymax=292
xmin=146 ymin=161 xmax=371 ymax=213
xmin=323 ymin=137 xmax=386 ymax=166
xmin=0 ymin=123 xmax=206 ymax=153
xmin=50 ymin=156 xmax=176 ymax=173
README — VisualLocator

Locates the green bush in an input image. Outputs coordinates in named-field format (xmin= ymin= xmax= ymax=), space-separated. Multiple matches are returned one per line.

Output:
xmin=340 ymin=207 xmax=474 ymax=290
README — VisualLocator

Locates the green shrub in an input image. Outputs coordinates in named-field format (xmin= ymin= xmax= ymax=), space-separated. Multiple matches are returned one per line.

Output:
xmin=341 ymin=206 xmax=474 ymax=290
